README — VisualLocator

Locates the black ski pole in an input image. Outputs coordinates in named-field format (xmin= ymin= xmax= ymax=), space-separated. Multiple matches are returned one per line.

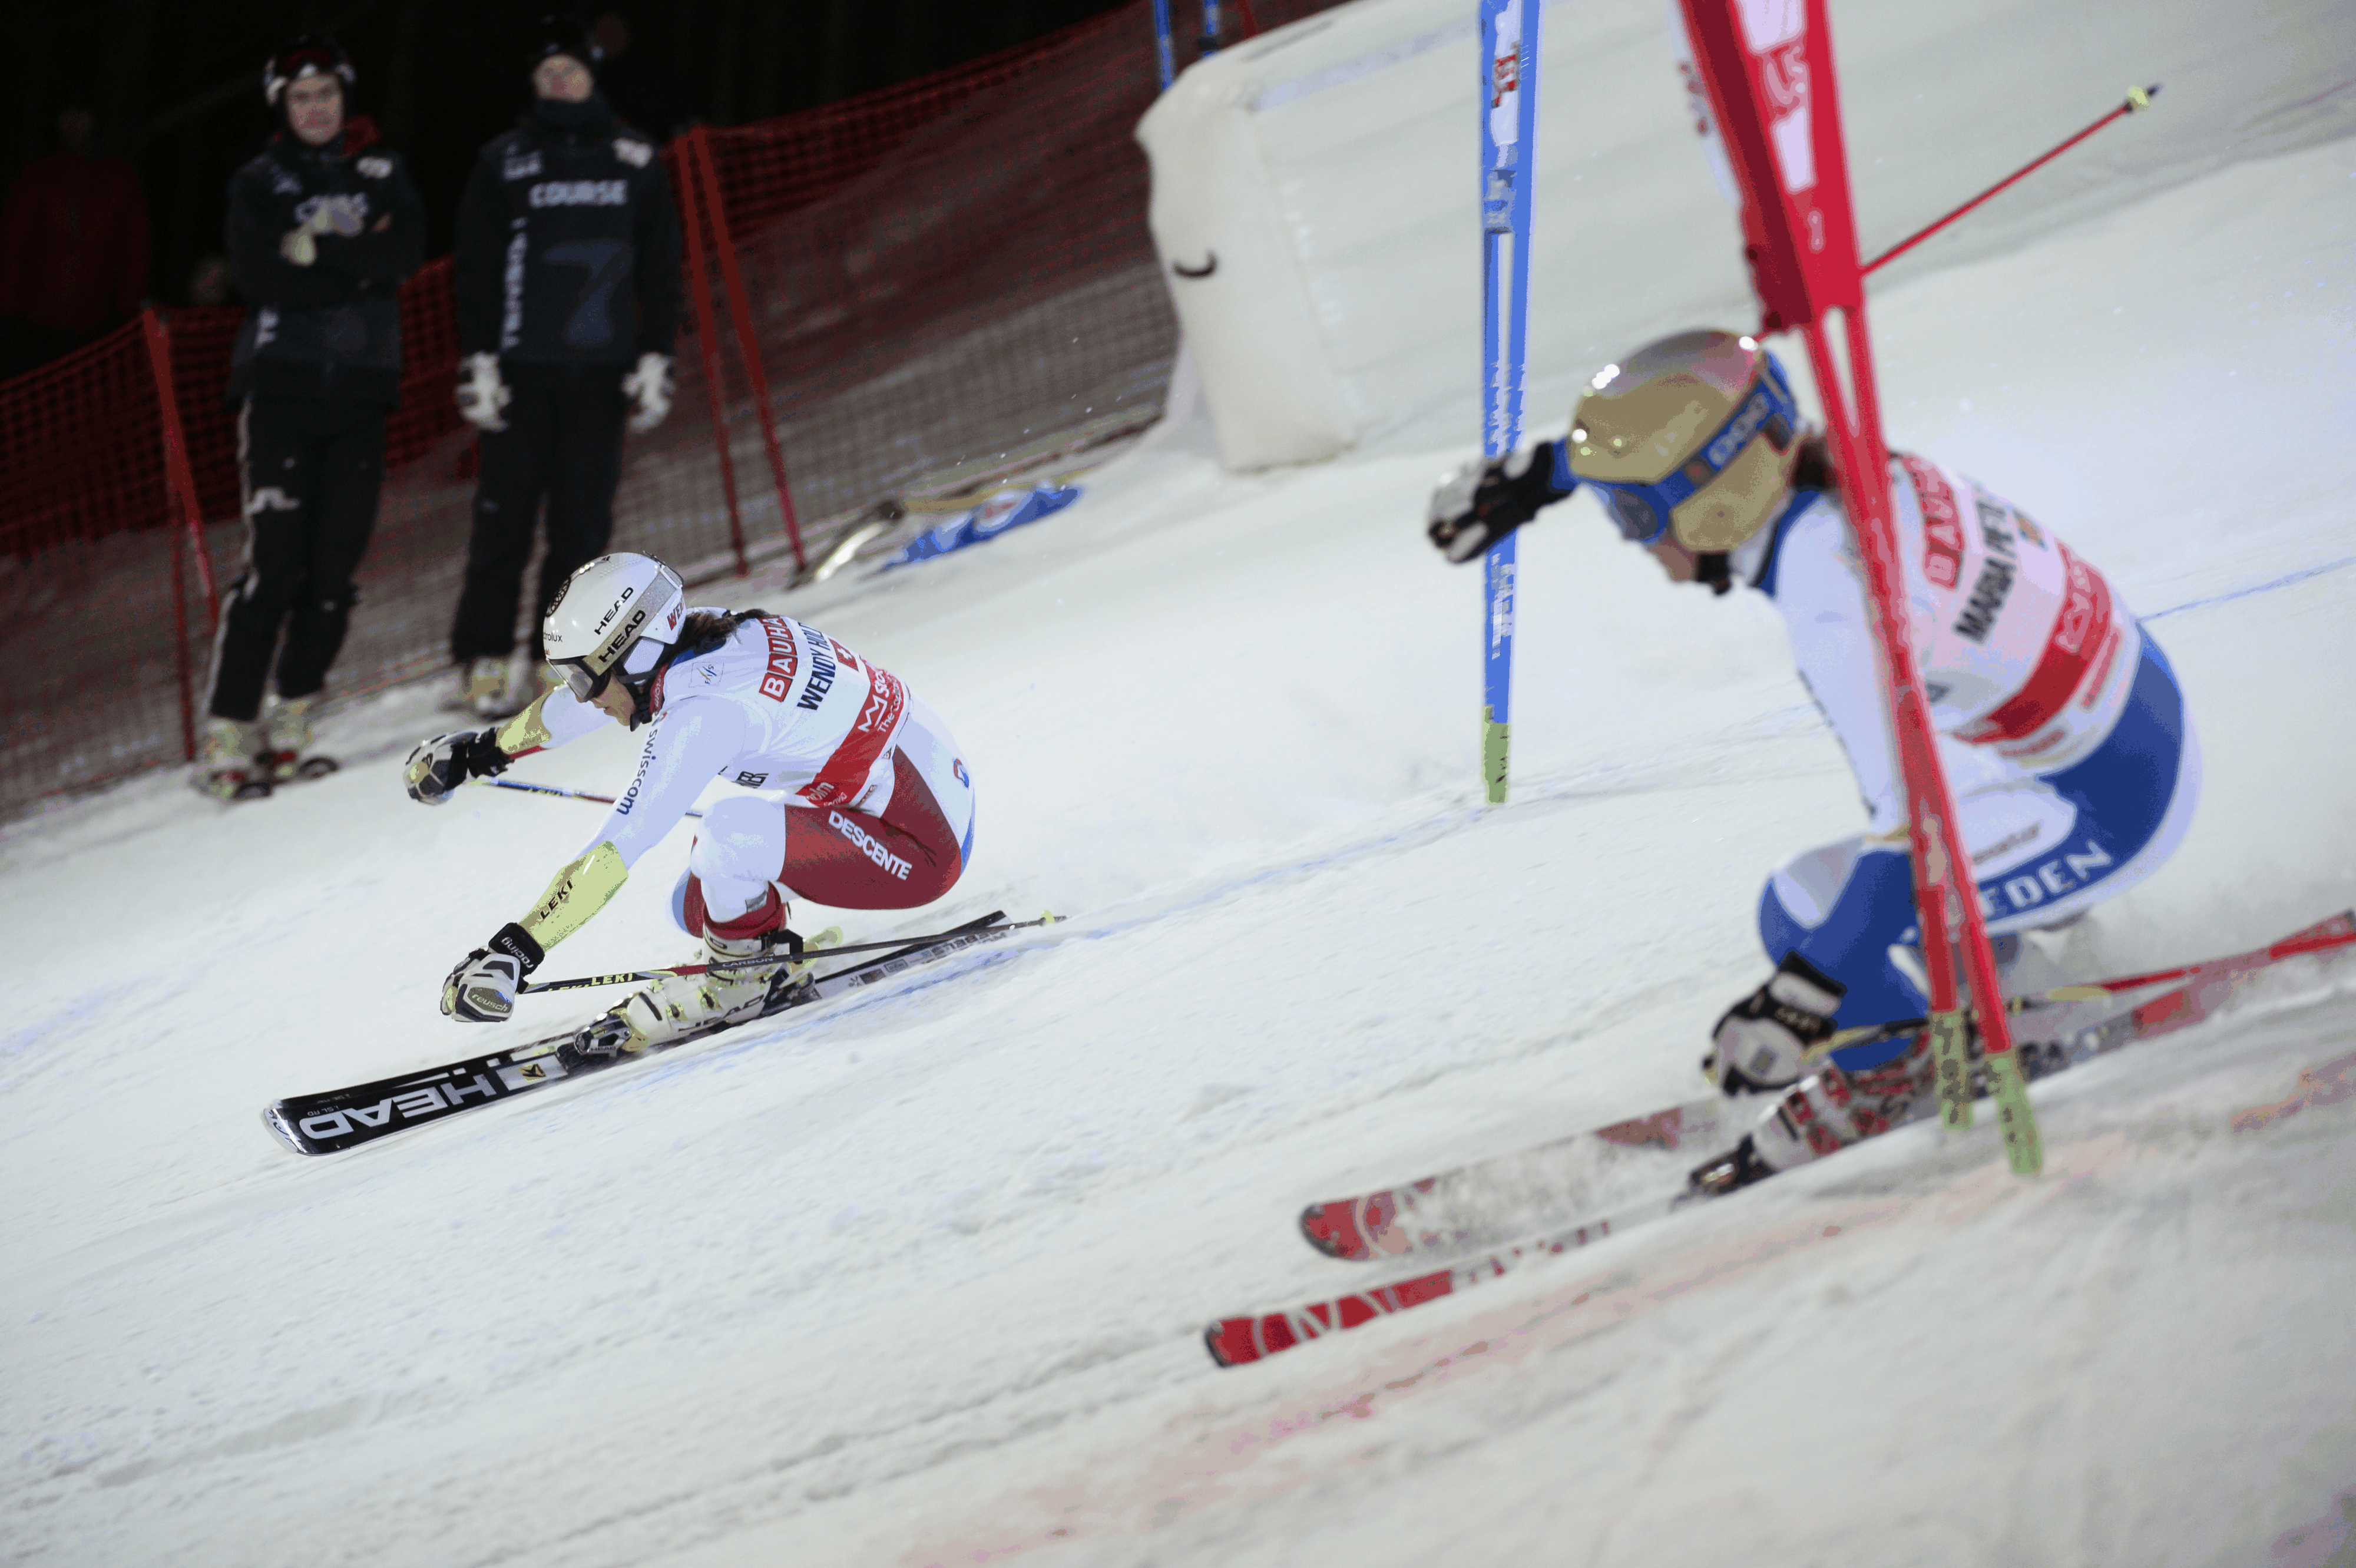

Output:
xmin=474 ymin=776 xmax=705 ymax=818
xmin=518 ymin=911 xmax=1062 ymax=994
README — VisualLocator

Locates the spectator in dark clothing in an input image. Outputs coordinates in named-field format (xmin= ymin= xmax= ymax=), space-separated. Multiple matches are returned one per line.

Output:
xmin=446 ymin=14 xmax=683 ymax=718
xmin=196 ymin=35 xmax=425 ymax=799
xmin=0 ymin=108 xmax=150 ymax=379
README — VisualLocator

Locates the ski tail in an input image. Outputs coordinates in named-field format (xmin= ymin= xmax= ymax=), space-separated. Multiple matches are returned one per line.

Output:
xmin=1207 ymin=1266 xmax=1460 ymax=1368
xmin=1213 ymin=1203 xmax=1656 ymax=1368
xmin=1226 ymin=913 xmax=2356 ymax=1364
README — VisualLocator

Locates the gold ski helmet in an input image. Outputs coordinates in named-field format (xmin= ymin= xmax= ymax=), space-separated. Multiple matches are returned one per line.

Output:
xmin=1566 ymin=330 xmax=1802 ymax=553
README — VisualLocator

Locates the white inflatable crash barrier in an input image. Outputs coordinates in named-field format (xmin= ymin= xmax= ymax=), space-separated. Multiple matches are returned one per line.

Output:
xmin=1134 ymin=0 xmax=1595 ymax=473
xmin=1134 ymin=0 xmax=1738 ymax=475
xmin=1137 ymin=37 xmax=1361 ymax=471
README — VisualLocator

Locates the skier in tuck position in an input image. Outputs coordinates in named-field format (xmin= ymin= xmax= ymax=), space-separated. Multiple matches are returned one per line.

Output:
xmin=403 ymin=552 xmax=977 ymax=1056
xmin=1427 ymin=329 xmax=2199 ymax=1186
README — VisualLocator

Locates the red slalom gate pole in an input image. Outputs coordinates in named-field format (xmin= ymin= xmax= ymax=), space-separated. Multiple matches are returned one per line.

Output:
xmin=142 ymin=312 xmax=217 ymax=616
xmin=1863 ymin=85 xmax=2159 ymax=276
xmin=1678 ymin=0 xmax=2040 ymax=1169
xmin=690 ymin=130 xmax=803 ymax=574
xmin=143 ymin=310 xmax=217 ymax=760
xmin=673 ymin=133 xmax=748 ymax=573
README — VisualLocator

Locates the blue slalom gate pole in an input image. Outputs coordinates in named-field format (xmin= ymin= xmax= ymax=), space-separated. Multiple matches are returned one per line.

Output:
xmin=1153 ymin=0 xmax=1177 ymax=89
xmin=1477 ymin=0 xmax=1540 ymax=804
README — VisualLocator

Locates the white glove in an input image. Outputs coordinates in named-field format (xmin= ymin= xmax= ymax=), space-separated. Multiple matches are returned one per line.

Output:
xmin=279 ymin=201 xmax=360 ymax=267
xmin=456 ymin=352 xmax=510 ymax=432
xmin=622 ymin=351 xmax=674 ymax=434
xmin=280 ymin=212 xmax=328 ymax=267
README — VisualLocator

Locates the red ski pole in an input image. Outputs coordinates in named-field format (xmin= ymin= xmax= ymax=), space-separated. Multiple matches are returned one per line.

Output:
xmin=1862 ymin=85 xmax=2159 ymax=276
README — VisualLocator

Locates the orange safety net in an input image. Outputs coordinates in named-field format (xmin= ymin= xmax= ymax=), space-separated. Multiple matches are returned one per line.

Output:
xmin=3 ymin=0 xmax=1338 ymax=820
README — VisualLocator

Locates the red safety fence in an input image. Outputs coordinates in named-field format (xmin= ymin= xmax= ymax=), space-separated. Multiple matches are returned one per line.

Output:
xmin=2 ymin=0 xmax=1330 ymax=821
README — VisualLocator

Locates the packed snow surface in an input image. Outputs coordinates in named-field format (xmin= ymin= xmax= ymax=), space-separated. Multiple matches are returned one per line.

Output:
xmin=5 ymin=2 xmax=2354 ymax=1563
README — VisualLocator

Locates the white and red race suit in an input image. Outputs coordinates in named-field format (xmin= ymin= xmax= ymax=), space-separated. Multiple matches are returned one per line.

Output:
xmin=508 ymin=610 xmax=974 ymax=933
xmin=1743 ymin=454 xmax=2198 ymax=1051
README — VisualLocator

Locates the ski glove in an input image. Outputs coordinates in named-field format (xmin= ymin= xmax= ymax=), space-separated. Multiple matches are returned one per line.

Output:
xmin=621 ymin=352 xmax=674 ymax=434
xmin=456 ymin=352 xmax=511 ymax=432
xmin=403 ymin=729 xmax=511 ymax=805
xmin=1702 ymin=951 xmax=1848 ymax=1094
xmin=441 ymin=922 xmax=545 ymax=1023
xmin=1426 ymin=441 xmax=1572 ymax=563
xmin=279 ymin=196 xmax=367 ymax=266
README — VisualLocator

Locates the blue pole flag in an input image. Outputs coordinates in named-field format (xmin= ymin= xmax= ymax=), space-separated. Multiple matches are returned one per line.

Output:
xmin=1478 ymin=0 xmax=1540 ymax=803
xmin=1153 ymin=0 xmax=1177 ymax=90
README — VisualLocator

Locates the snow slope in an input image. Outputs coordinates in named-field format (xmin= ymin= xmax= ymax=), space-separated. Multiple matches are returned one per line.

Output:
xmin=4 ymin=3 xmax=2354 ymax=1564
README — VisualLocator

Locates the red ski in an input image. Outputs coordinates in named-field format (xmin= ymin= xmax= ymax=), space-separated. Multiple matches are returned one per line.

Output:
xmin=1214 ymin=913 xmax=2355 ymax=1367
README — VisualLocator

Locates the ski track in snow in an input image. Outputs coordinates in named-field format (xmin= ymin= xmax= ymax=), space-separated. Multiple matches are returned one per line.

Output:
xmin=5 ymin=3 xmax=2355 ymax=1563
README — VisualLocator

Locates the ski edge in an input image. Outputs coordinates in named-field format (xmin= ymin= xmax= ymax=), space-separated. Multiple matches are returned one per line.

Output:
xmin=1230 ymin=912 xmax=2356 ymax=1365
xmin=262 ymin=909 xmax=1054 ymax=1156
xmin=1295 ymin=913 xmax=2355 ymax=1263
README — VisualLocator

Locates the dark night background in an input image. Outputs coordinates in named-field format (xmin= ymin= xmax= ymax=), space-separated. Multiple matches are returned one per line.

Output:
xmin=3 ymin=0 xmax=1134 ymax=322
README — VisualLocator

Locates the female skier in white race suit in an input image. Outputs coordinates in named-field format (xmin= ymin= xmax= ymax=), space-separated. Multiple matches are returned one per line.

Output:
xmin=404 ymin=553 xmax=976 ymax=1054
xmin=1428 ymin=330 xmax=2199 ymax=1185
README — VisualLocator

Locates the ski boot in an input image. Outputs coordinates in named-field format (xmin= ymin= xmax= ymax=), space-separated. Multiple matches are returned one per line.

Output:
xmin=560 ymin=925 xmax=841 ymax=1069
xmin=258 ymin=695 xmax=339 ymax=784
xmin=1689 ymin=1030 xmax=1941 ymax=1197
xmin=193 ymin=716 xmax=272 ymax=800
xmin=458 ymin=657 xmax=522 ymax=720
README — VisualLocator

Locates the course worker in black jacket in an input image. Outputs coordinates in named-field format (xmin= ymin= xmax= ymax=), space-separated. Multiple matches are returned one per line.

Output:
xmin=446 ymin=15 xmax=684 ymax=719
xmin=200 ymin=34 xmax=425 ymax=799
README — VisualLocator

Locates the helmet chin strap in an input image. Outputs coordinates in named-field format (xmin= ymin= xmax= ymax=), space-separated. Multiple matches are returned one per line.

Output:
xmin=1697 ymin=552 xmax=1733 ymax=596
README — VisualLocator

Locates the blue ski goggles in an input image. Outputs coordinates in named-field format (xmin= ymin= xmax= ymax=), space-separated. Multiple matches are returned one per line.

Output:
xmin=1575 ymin=353 xmax=1801 ymax=547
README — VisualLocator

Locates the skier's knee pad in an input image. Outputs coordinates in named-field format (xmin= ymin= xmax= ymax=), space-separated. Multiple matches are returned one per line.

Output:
xmin=675 ymin=797 xmax=789 ymax=936
xmin=690 ymin=795 xmax=787 ymax=884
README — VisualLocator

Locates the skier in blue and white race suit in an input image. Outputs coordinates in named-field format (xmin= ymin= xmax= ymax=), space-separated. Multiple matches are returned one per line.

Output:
xmin=1427 ymin=330 xmax=2198 ymax=1179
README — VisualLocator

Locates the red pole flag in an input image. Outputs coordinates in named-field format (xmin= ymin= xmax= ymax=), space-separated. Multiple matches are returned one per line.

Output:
xmin=1677 ymin=0 xmax=1860 ymax=330
xmin=1676 ymin=0 xmax=2041 ymax=1172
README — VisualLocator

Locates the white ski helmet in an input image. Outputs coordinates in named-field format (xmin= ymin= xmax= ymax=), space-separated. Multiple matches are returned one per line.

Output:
xmin=1566 ymin=330 xmax=1802 ymax=554
xmin=542 ymin=553 xmax=686 ymax=719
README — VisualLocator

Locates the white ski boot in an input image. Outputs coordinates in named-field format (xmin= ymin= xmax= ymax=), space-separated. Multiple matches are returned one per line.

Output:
xmin=259 ymin=694 xmax=339 ymax=783
xmin=1692 ymin=1030 xmax=1941 ymax=1195
xmin=458 ymin=657 xmax=521 ymax=719
xmin=193 ymin=716 xmax=271 ymax=800
xmin=572 ymin=925 xmax=842 ymax=1062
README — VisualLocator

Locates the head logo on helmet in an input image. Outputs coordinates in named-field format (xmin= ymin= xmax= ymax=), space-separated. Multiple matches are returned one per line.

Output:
xmin=1567 ymin=330 xmax=1804 ymax=555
